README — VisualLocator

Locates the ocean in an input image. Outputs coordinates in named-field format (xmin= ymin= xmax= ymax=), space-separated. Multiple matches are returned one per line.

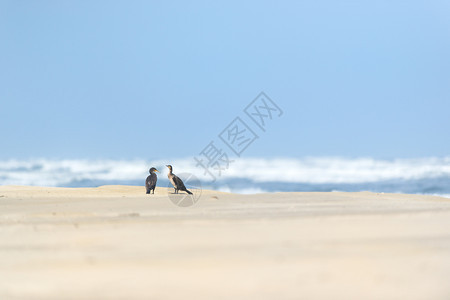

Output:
xmin=1 ymin=157 xmax=449 ymax=198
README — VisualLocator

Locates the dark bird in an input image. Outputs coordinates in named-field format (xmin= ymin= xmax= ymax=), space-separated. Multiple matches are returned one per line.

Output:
xmin=145 ymin=167 xmax=159 ymax=194
xmin=166 ymin=165 xmax=193 ymax=194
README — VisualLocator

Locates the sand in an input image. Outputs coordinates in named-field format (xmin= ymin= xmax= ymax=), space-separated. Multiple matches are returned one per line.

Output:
xmin=0 ymin=185 xmax=450 ymax=300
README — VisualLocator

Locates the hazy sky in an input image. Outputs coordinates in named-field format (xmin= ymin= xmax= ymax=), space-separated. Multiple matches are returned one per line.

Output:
xmin=1 ymin=1 xmax=449 ymax=160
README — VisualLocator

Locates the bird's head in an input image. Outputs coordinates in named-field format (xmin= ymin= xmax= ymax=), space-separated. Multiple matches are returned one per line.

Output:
xmin=166 ymin=165 xmax=173 ymax=171
xmin=149 ymin=167 xmax=159 ymax=174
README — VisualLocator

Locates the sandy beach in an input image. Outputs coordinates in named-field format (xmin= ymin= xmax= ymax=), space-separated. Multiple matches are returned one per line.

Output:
xmin=1 ymin=185 xmax=450 ymax=299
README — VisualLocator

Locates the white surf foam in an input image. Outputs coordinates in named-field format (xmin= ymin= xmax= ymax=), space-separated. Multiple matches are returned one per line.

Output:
xmin=0 ymin=157 xmax=449 ymax=187
xmin=174 ymin=156 xmax=450 ymax=184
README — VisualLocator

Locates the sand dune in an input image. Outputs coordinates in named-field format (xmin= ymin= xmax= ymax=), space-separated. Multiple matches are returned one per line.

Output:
xmin=0 ymin=185 xmax=450 ymax=299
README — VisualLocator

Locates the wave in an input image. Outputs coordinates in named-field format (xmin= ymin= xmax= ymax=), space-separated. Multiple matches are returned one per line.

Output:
xmin=217 ymin=157 xmax=450 ymax=183
xmin=1 ymin=157 xmax=449 ymax=195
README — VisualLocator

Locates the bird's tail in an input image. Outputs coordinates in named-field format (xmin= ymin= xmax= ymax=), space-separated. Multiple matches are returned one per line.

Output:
xmin=186 ymin=189 xmax=193 ymax=195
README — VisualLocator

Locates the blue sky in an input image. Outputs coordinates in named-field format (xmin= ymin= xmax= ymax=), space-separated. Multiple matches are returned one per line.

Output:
xmin=1 ymin=0 xmax=449 ymax=160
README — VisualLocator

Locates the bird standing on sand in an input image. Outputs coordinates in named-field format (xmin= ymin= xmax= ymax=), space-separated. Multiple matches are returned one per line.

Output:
xmin=145 ymin=167 xmax=159 ymax=194
xmin=166 ymin=165 xmax=193 ymax=194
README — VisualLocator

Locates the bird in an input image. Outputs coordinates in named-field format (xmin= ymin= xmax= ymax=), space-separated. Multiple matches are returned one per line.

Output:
xmin=145 ymin=167 xmax=159 ymax=194
xmin=166 ymin=165 xmax=193 ymax=194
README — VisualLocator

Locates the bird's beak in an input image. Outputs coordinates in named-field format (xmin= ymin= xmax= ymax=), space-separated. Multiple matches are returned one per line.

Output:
xmin=155 ymin=169 xmax=160 ymax=173
xmin=166 ymin=165 xmax=169 ymax=167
